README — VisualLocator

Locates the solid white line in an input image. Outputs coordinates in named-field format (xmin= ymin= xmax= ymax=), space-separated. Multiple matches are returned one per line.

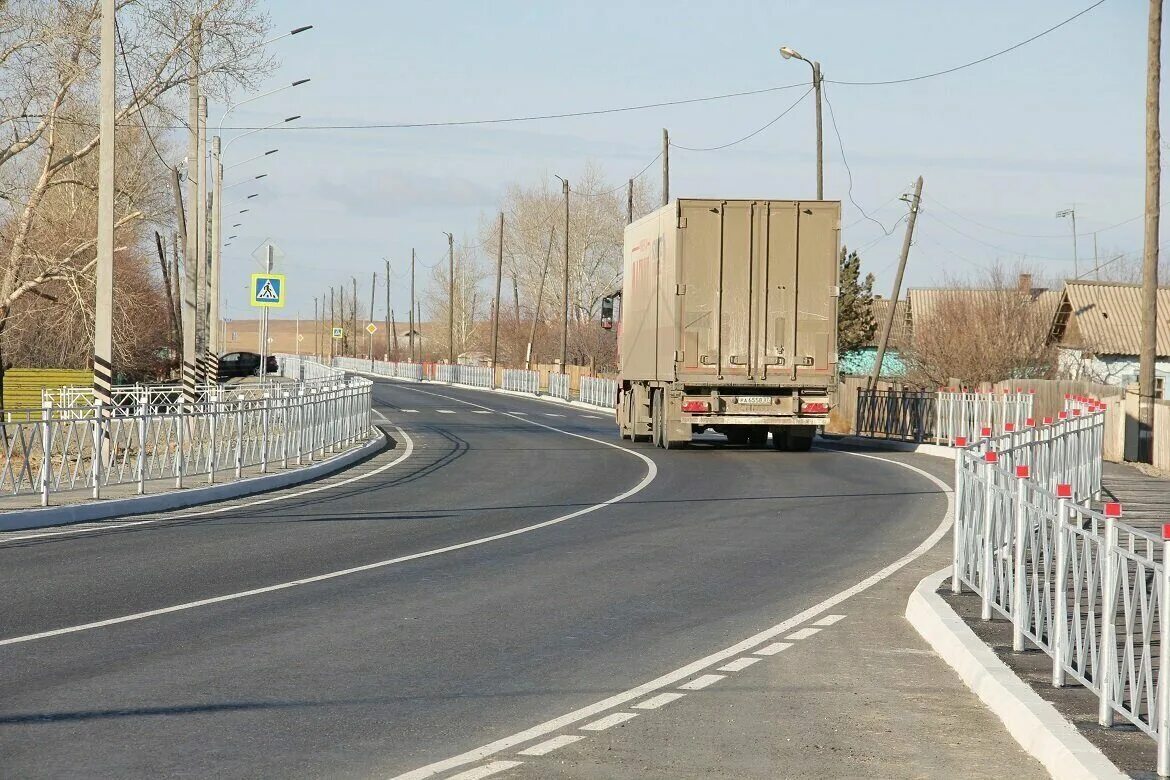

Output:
xmin=679 ymin=674 xmax=725 ymax=691
xmin=718 ymin=656 xmax=762 ymax=672
xmin=580 ymin=712 xmax=638 ymax=731
xmin=812 ymin=614 xmax=846 ymax=627
xmin=0 ymin=392 xmax=658 ymax=647
xmin=516 ymin=734 xmax=584 ymax=756
xmin=785 ymin=627 xmax=821 ymax=641
xmin=446 ymin=760 xmax=523 ymax=780
xmin=389 ymin=448 xmax=953 ymax=780
xmin=754 ymin=642 xmax=793 ymax=657
xmin=0 ymin=421 xmax=408 ymax=546
xmin=633 ymin=692 xmax=686 ymax=710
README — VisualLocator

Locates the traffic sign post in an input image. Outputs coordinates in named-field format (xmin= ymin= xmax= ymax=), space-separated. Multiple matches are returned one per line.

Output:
xmin=332 ymin=327 xmax=344 ymax=340
xmin=365 ymin=323 xmax=377 ymax=371
xmin=250 ymin=273 xmax=286 ymax=308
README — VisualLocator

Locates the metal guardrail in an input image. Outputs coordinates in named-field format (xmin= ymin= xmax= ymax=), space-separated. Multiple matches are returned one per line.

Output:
xmin=952 ymin=402 xmax=1170 ymax=775
xmin=331 ymin=356 xmax=618 ymax=410
xmin=936 ymin=389 xmax=1034 ymax=447
xmin=580 ymin=376 xmax=618 ymax=409
xmin=0 ymin=357 xmax=373 ymax=507
xmin=856 ymin=389 xmax=937 ymax=442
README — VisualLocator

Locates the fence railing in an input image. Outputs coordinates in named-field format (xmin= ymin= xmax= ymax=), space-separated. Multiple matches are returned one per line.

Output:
xmin=936 ymin=389 xmax=1035 ymax=446
xmin=952 ymin=402 xmax=1170 ymax=775
xmin=856 ymin=389 xmax=936 ymax=442
xmin=548 ymin=372 xmax=571 ymax=401
xmin=580 ymin=376 xmax=618 ymax=409
xmin=0 ymin=357 xmax=373 ymax=507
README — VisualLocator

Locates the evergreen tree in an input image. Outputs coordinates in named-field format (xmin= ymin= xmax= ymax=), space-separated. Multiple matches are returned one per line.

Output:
xmin=837 ymin=246 xmax=876 ymax=352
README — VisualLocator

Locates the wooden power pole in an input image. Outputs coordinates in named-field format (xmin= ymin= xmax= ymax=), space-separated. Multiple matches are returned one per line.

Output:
xmin=869 ymin=176 xmax=923 ymax=390
xmin=662 ymin=128 xmax=669 ymax=206
xmin=1138 ymin=0 xmax=1162 ymax=465
xmin=491 ymin=212 xmax=504 ymax=372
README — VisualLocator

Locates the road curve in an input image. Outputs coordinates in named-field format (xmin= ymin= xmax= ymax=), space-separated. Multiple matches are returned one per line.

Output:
xmin=0 ymin=378 xmax=947 ymax=779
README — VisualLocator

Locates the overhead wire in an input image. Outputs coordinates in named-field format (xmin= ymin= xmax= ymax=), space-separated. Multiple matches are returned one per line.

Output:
xmin=669 ymin=88 xmax=812 ymax=151
xmin=825 ymin=0 xmax=1109 ymax=87
xmin=822 ymin=82 xmax=901 ymax=235
xmin=115 ymin=17 xmax=171 ymax=170
xmin=572 ymin=152 xmax=662 ymax=198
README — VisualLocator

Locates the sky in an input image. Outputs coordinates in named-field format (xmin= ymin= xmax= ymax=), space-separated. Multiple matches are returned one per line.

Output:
xmin=207 ymin=0 xmax=1150 ymax=322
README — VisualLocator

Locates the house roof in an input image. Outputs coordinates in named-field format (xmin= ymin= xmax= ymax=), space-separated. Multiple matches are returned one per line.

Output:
xmin=865 ymin=298 xmax=910 ymax=347
xmin=1051 ymin=280 xmax=1170 ymax=356
xmin=907 ymin=287 xmax=1061 ymax=324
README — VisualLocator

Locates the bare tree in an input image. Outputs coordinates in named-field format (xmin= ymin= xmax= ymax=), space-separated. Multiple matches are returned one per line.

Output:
xmin=424 ymin=241 xmax=485 ymax=361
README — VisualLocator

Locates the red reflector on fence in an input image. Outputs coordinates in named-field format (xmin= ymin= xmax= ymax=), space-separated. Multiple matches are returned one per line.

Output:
xmin=1016 ymin=465 xmax=1030 ymax=478
xmin=681 ymin=400 xmax=711 ymax=413
xmin=981 ymin=427 xmax=992 ymax=438
xmin=1105 ymin=503 xmax=1122 ymax=518
xmin=985 ymin=451 xmax=999 ymax=463
xmin=1073 ymin=409 xmax=1082 ymax=417
xmin=1163 ymin=524 xmax=1170 ymax=541
xmin=1044 ymin=416 xmax=1054 ymax=425
xmin=954 ymin=436 xmax=967 ymax=447
xmin=1025 ymin=418 xmax=1035 ymax=427
xmin=1004 ymin=423 xmax=1015 ymax=432
xmin=1064 ymin=393 xmax=1071 ymax=399
xmin=1057 ymin=484 xmax=1073 ymax=498
xmin=1059 ymin=412 xmax=1068 ymax=420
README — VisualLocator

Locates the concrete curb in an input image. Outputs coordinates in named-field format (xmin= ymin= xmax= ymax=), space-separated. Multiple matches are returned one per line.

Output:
xmin=0 ymin=429 xmax=386 ymax=533
xmin=349 ymin=370 xmax=615 ymax=414
xmin=821 ymin=435 xmax=955 ymax=460
xmin=905 ymin=567 xmax=1126 ymax=780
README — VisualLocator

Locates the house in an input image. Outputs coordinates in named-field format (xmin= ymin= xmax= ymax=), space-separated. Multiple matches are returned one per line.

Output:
xmin=838 ymin=297 xmax=910 ymax=376
xmin=1049 ymin=280 xmax=1170 ymax=398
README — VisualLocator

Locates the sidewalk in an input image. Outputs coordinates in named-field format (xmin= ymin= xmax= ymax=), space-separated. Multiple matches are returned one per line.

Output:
xmin=1101 ymin=460 xmax=1170 ymax=530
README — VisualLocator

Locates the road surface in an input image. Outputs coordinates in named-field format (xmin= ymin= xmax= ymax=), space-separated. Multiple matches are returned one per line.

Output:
xmin=0 ymin=378 xmax=1042 ymax=778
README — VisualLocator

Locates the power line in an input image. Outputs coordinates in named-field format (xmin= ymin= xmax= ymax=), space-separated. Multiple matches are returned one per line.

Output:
xmin=920 ymin=210 xmax=1077 ymax=261
xmin=822 ymin=83 xmax=901 ymax=235
xmin=923 ymin=195 xmax=1147 ymax=239
xmin=669 ymin=88 xmax=812 ymax=151
xmin=826 ymin=0 xmax=1109 ymax=87
xmin=115 ymin=18 xmax=171 ymax=170
xmin=573 ymin=152 xmax=663 ymax=198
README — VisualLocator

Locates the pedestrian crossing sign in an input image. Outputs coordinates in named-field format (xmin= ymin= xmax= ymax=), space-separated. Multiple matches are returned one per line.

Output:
xmin=250 ymin=273 xmax=286 ymax=308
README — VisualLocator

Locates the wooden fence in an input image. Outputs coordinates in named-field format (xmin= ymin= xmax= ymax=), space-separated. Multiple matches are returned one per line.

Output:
xmin=2 ymin=369 xmax=90 ymax=411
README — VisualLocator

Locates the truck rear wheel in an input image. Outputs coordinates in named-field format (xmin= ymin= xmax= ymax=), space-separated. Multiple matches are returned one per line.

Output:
xmin=652 ymin=389 xmax=686 ymax=449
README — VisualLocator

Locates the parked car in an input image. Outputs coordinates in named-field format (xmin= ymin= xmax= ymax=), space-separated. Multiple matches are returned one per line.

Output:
xmin=217 ymin=352 xmax=278 ymax=381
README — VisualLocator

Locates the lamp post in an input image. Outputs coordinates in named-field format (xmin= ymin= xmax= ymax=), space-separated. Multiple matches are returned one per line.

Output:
xmin=779 ymin=46 xmax=823 ymax=200
xmin=554 ymin=175 xmax=570 ymax=374
xmin=443 ymin=232 xmax=454 ymax=364
xmin=1056 ymin=208 xmax=1079 ymax=279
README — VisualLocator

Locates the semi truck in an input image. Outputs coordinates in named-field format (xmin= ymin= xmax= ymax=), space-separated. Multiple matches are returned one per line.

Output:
xmin=602 ymin=198 xmax=840 ymax=450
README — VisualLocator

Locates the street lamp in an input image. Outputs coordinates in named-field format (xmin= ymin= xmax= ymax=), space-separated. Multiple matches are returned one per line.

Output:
xmin=554 ymin=174 xmax=570 ymax=374
xmin=260 ymin=25 xmax=313 ymax=48
xmin=227 ymin=149 xmax=278 ymax=170
xmin=224 ymin=173 xmax=268 ymax=190
xmin=1055 ymin=208 xmax=1079 ymax=278
xmin=218 ymin=80 xmax=310 ymax=137
xmin=779 ymin=45 xmax=823 ymax=200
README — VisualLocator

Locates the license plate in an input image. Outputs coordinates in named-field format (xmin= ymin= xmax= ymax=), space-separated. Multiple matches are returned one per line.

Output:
xmin=737 ymin=396 xmax=771 ymax=405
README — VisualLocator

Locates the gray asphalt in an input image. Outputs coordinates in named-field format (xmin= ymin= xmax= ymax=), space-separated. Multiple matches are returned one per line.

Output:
xmin=0 ymin=379 xmax=949 ymax=779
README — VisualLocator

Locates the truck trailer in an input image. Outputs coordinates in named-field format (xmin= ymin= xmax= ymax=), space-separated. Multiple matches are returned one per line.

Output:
xmin=605 ymin=198 xmax=840 ymax=450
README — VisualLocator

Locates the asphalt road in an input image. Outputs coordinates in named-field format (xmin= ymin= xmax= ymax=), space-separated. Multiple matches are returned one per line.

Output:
xmin=0 ymin=378 xmax=992 ymax=779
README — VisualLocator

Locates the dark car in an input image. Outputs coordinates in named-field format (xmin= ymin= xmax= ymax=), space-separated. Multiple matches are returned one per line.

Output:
xmin=217 ymin=352 xmax=278 ymax=381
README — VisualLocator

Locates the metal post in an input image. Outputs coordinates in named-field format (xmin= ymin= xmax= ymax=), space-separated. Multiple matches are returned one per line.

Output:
xmin=1099 ymin=512 xmax=1119 ymax=726
xmin=491 ymin=212 xmax=504 ymax=378
xmin=1011 ymin=466 xmax=1029 ymax=652
xmin=369 ymin=271 xmax=376 ymax=370
xmin=182 ymin=18 xmax=201 ymax=408
xmin=445 ymin=232 xmax=455 ymax=364
xmin=91 ymin=400 xmax=103 ymax=499
xmin=1158 ymin=526 xmax=1170 ymax=775
xmin=952 ymin=439 xmax=967 ymax=594
xmin=234 ymin=396 xmax=243 ymax=480
xmin=137 ymin=397 xmax=147 ymax=495
xmin=208 ymin=135 xmax=222 ymax=380
xmin=93 ymin=0 xmax=116 ymax=470
xmin=980 ymin=452 xmax=997 ymax=621
xmin=410 ymin=249 xmax=416 ymax=363
xmin=40 ymin=400 xmax=52 ymax=506
xmin=1053 ymin=487 xmax=1070 ymax=687
xmin=259 ymin=245 xmax=272 ymax=380
xmin=175 ymin=404 xmax=185 ymax=489
xmin=560 ymin=176 xmax=569 ymax=374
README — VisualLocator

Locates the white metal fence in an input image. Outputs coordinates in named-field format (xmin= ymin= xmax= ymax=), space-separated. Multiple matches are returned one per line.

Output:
xmin=580 ymin=376 xmax=618 ymax=409
xmin=0 ymin=358 xmax=373 ymax=507
xmin=502 ymin=368 xmax=540 ymax=394
xmin=952 ymin=401 xmax=1170 ymax=774
xmin=548 ymin=373 xmax=571 ymax=401
xmin=936 ymin=389 xmax=1035 ymax=446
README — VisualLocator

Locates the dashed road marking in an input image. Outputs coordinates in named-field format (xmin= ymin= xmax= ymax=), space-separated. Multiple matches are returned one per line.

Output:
xmin=543 ymin=413 xmax=564 ymax=417
xmin=679 ymin=674 xmax=725 ymax=691
xmin=581 ymin=712 xmax=638 ymax=731
xmin=754 ymin=641 xmax=793 ymax=656
xmin=471 ymin=410 xmax=492 ymax=414
xmin=402 ymin=409 xmax=419 ymax=413
xmin=718 ymin=656 xmax=762 ymax=672
xmin=435 ymin=409 xmax=456 ymax=414
xmin=447 ymin=761 xmax=523 ymax=779
xmin=510 ymin=412 xmax=527 ymax=415
xmin=517 ymin=734 xmax=584 ymax=756
xmin=812 ymin=614 xmax=846 ymax=627
xmin=633 ymin=692 xmax=686 ymax=710
xmin=785 ymin=627 xmax=821 ymax=641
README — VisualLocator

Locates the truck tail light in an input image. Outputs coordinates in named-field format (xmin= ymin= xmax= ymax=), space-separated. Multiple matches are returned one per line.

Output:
xmin=682 ymin=400 xmax=710 ymax=413
xmin=801 ymin=401 xmax=829 ymax=415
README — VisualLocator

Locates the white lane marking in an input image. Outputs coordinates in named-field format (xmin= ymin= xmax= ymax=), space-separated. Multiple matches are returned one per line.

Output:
xmin=435 ymin=409 xmax=456 ymax=414
xmin=582 ymin=415 xmax=602 ymax=419
xmin=471 ymin=410 xmax=492 ymax=415
xmin=754 ymin=642 xmax=793 ymax=657
xmin=517 ymin=734 xmax=584 ymax=756
xmin=1 ymin=391 xmax=657 ymax=647
xmin=510 ymin=412 xmax=527 ymax=415
xmin=812 ymin=614 xmax=846 ymax=627
xmin=580 ymin=712 xmax=638 ymax=731
xmin=389 ymin=448 xmax=953 ymax=780
xmin=447 ymin=761 xmax=523 ymax=780
xmin=785 ymin=627 xmax=821 ymax=641
xmin=0 ymin=420 xmax=408 ymax=546
xmin=634 ymin=692 xmax=686 ymax=710
xmin=543 ymin=413 xmax=564 ymax=417
xmin=679 ymin=674 xmax=725 ymax=691
xmin=718 ymin=656 xmax=762 ymax=672
xmin=401 ymin=409 xmax=419 ymax=413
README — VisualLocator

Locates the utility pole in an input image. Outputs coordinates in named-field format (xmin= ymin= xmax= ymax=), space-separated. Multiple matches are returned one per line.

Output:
xmin=1093 ymin=232 xmax=1101 ymax=280
xmin=329 ymin=287 xmax=335 ymax=363
xmin=295 ymin=312 xmax=300 ymax=358
xmin=559 ymin=177 xmax=570 ymax=373
xmin=491 ymin=212 xmax=504 ymax=373
xmin=313 ymin=297 xmax=318 ymax=358
xmin=1056 ymin=208 xmax=1079 ymax=279
xmin=1138 ymin=0 xmax=1162 ymax=466
xmin=526 ymin=228 xmax=556 ymax=370
xmin=350 ymin=276 xmax=358 ymax=357
xmin=369 ymin=271 xmax=376 ymax=367
xmin=444 ymin=232 xmax=455 ymax=363
xmin=813 ymin=60 xmax=823 ymax=199
xmin=416 ymin=302 xmax=422 ymax=359
xmin=661 ymin=129 xmax=669 ymax=206
xmin=182 ymin=17 xmax=201 ymax=406
xmin=93 ymin=0 xmax=115 ymax=444
xmin=869 ymin=176 xmax=923 ymax=390
xmin=385 ymin=259 xmax=393 ymax=360
xmin=258 ymin=244 xmax=273 ymax=380
xmin=207 ymin=135 xmax=222 ymax=380
xmin=627 ymin=178 xmax=634 ymax=224
xmin=410 ymin=249 xmax=416 ymax=362
xmin=196 ymin=95 xmax=208 ymax=381
xmin=339 ymin=285 xmax=346 ymax=358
